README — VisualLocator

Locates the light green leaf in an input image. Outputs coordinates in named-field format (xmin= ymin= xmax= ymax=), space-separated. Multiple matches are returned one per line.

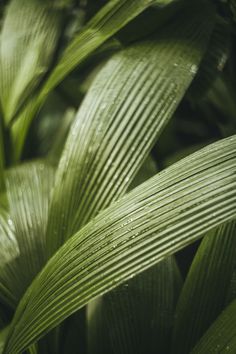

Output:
xmin=46 ymin=3 xmax=215 ymax=257
xmin=88 ymin=257 xmax=182 ymax=354
xmin=4 ymin=135 xmax=236 ymax=353
xmin=0 ymin=207 xmax=19 ymax=308
xmin=0 ymin=162 xmax=54 ymax=308
xmin=191 ymin=299 xmax=236 ymax=354
xmin=172 ymin=220 xmax=236 ymax=354
xmin=0 ymin=0 xmax=62 ymax=122
xmin=10 ymin=0 xmax=183 ymax=161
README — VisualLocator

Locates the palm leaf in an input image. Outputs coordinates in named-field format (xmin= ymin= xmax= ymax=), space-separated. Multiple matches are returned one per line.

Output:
xmin=191 ymin=299 xmax=236 ymax=353
xmin=3 ymin=135 xmax=236 ymax=353
xmin=172 ymin=220 xmax=236 ymax=353
xmin=46 ymin=3 xmax=215 ymax=257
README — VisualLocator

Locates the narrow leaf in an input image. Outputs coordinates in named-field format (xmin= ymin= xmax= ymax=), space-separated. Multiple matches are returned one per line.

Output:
xmin=191 ymin=299 xmax=236 ymax=354
xmin=4 ymin=135 xmax=236 ymax=353
xmin=188 ymin=19 xmax=230 ymax=101
xmin=0 ymin=162 xmax=54 ymax=308
xmin=0 ymin=327 xmax=9 ymax=354
xmin=0 ymin=0 xmax=62 ymax=122
xmin=172 ymin=220 xmax=236 ymax=353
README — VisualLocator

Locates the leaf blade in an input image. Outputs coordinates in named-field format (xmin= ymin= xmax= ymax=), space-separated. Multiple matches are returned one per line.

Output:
xmin=0 ymin=0 xmax=62 ymax=122
xmin=191 ymin=299 xmax=236 ymax=354
xmin=172 ymin=220 xmax=236 ymax=353
xmin=46 ymin=3 xmax=215 ymax=256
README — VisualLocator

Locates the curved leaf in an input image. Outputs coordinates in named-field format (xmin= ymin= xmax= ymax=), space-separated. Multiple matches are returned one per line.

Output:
xmin=4 ymin=135 xmax=236 ymax=353
xmin=172 ymin=220 xmax=236 ymax=353
xmin=10 ymin=0 xmax=189 ymax=160
xmin=46 ymin=3 xmax=215 ymax=256
xmin=0 ymin=208 xmax=19 ymax=308
xmin=0 ymin=162 xmax=54 ymax=308
xmin=191 ymin=299 xmax=236 ymax=354
xmin=0 ymin=0 xmax=62 ymax=122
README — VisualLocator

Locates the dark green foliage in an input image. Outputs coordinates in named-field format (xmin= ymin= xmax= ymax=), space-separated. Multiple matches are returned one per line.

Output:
xmin=0 ymin=0 xmax=236 ymax=353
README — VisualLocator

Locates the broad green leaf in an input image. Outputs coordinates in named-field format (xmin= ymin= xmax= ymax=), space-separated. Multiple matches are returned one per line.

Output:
xmin=172 ymin=220 xmax=236 ymax=354
xmin=46 ymin=3 xmax=215 ymax=257
xmin=58 ymin=155 xmax=159 ymax=354
xmin=11 ymin=0 xmax=183 ymax=161
xmin=88 ymin=156 xmax=182 ymax=354
xmin=0 ymin=0 xmax=62 ymax=122
xmin=4 ymin=135 xmax=236 ymax=353
xmin=0 ymin=162 xmax=54 ymax=308
xmin=88 ymin=257 xmax=182 ymax=354
xmin=191 ymin=299 xmax=236 ymax=354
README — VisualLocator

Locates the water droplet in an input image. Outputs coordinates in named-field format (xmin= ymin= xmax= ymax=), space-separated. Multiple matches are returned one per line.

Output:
xmin=190 ymin=64 xmax=198 ymax=75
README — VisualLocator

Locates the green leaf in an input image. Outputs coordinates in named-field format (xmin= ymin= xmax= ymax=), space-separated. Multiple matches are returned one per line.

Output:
xmin=46 ymin=3 xmax=215 ymax=257
xmin=188 ymin=18 xmax=230 ymax=101
xmin=88 ymin=155 xmax=181 ymax=354
xmin=88 ymin=257 xmax=182 ymax=354
xmin=0 ymin=0 xmax=62 ymax=122
xmin=0 ymin=207 xmax=19 ymax=308
xmin=191 ymin=299 xmax=236 ymax=354
xmin=172 ymin=220 xmax=236 ymax=354
xmin=0 ymin=327 xmax=9 ymax=354
xmin=226 ymin=268 xmax=236 ymax=304
xmin=10 ymin=0 xmax=183 ymax=161
xmin=0 ymin=162 xmax=54 ymax=308
xmin=229 ymin=0 xmax=236 ymax=23
xmin=0 ymin=121 xmax=5 ymax=195
xmin=4 ymin=135 xmax=236 ymax=353
xmin=41 ymin=0 xmax=179 ymax=97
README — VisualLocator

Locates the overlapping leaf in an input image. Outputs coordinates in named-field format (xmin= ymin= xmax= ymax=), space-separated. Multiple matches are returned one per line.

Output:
xmin=0 ymin=0 xmax=62 ymax=123
xmin=4 ymin=135 xmax=236 ymax=353
xmin=172 ymin=220 xmax=236 ymax=353
xmin=46 ymin=2 xmax=215 ymax=257
xmin=88 ymin=156 xmax=182 ymax=354
xmin=191 ymin=299 xmax=236 ymax=353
